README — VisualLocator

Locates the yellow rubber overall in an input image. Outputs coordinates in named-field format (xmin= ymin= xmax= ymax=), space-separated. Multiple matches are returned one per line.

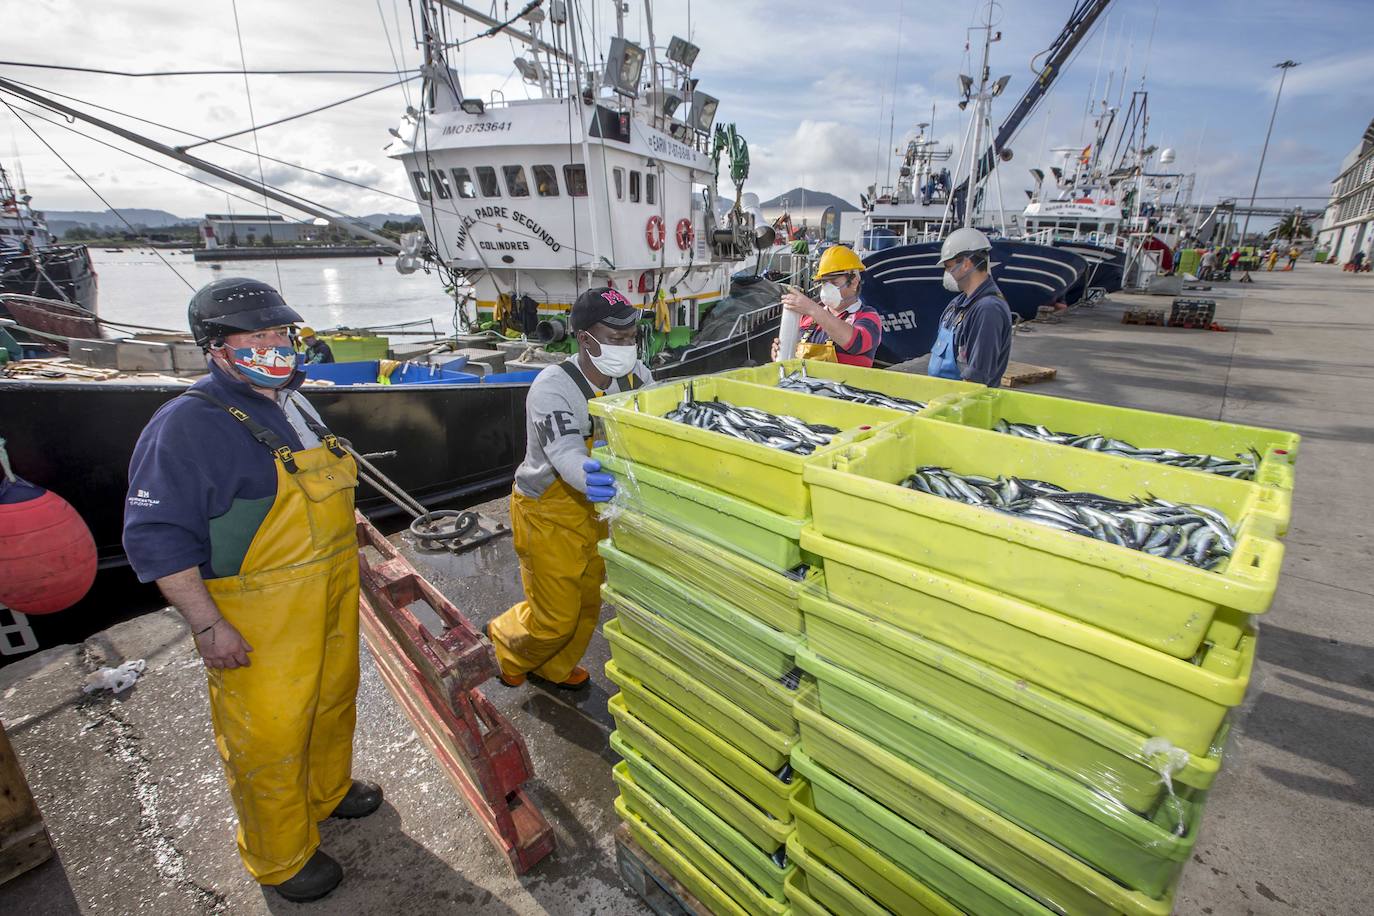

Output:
xmin=203 ymin=440 xmax=360 ymax=885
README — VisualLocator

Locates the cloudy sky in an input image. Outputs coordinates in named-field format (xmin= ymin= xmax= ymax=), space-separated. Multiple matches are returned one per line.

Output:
xmin=2 ymin=0 xmax=1365 ymax=221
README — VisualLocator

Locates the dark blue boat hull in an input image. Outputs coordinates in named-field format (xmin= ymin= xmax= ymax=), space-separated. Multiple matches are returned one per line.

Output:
xmin=861 ymin=240 xmax=1087 ymax=364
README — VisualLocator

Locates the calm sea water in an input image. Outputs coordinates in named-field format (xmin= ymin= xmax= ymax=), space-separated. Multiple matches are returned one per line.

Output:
xmin=90 ymin=249 xmax=462 ymax=335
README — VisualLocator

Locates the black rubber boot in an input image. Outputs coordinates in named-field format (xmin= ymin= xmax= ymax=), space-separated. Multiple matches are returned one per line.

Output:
xmin=329 ymin=780 xmax=384 ymax=819
xmin=270 ymin=850 xmax=343 ymax=903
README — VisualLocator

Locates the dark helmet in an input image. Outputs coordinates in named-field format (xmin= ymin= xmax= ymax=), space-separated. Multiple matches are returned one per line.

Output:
xmin=188 ymin=278 xmax=302 ymax=348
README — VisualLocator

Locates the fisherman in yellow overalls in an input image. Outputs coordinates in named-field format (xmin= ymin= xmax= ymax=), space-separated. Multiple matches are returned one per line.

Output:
xmin=771 ymin=245 xmax=884 ymax=367
xmin=123 ymin=278 xmax=379 ymax=902
xmin=486 ymin=287 xmax=651 ymax=689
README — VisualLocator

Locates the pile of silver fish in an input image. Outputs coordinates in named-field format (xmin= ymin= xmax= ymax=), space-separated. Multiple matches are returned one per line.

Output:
xmin=994 ymin=419 xmax=1261 ymax=480
xmin=777 ymin=366 xmax=926 ymax=413
xmin=666 ymin=393 xmax=840 ymax=455
xmin=901 ymin=466 xmax=1238 ymax=570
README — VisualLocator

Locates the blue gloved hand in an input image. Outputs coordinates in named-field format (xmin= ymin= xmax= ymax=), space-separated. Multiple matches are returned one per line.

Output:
xmin=584 ymin=458 xmax=616 ymax=503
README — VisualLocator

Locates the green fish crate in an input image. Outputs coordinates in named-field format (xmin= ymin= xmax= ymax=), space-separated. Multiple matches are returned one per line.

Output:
xmin=923 ymin=386 xmax=1298 ymax=531
xmin=804 ymin=416 xmax=1287 ymax=658
xmin=593 ymin=449 xmax=807 ymax=571
xmin=607 ymin=587 xmax=800 ymax=733
xmin=795 ymin=625 xmax=1224 ymax=813
xmin=606 ymin=621 xmax=797 ymax=771
xmin=591 ymin=375 xmax=906 ymax=518
xmin=789 ymin=770 xmax=1048 ymax=916
xmin=602 ymin=541 xmax=800 ymax=679
xmin=616 ymin=802 xmax=772 ymax=916
xmin=607 ymin=674 xmax=805 ymax=822
xmin=800 ymin=540 xmax=1251 ymax=758
xmin=785 ymin=834 xmax=958 ymax=916
xmin=610 ymin=724 xmax=793 ymax=856
xmin=608 ymin=508 xmax=814 ymax=636
xmin=795 ymin=682 xmax=1186 ymax=913
xmin=615 ymin=762 xmax=794 ymax=906
xmin=719 ymin=359 xmax=982 ymax=410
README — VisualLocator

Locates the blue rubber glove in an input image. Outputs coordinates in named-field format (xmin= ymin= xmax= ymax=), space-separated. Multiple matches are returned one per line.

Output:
xmin=584 ymin=458 xmax=616 ymax=503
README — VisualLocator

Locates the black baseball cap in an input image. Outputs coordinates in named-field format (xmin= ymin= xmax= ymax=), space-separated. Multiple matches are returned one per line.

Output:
xmin=570 ymin=286 xmax=642 ymax=332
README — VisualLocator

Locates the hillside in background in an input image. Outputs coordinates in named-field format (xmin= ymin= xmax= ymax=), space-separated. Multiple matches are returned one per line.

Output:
xmin=759 ymin=188 xmax=859 ymax=212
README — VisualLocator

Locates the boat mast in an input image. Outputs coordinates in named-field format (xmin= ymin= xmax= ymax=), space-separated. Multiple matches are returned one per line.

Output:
xmin=965 ymin=4 xmax=996 ymax=228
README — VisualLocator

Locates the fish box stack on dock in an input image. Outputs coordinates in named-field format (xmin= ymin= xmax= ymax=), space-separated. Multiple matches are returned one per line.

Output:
xmin=592 ymin=374 xmax=911 ymax=916
xmin=786 ymin=380 xmax=1298 ymax=914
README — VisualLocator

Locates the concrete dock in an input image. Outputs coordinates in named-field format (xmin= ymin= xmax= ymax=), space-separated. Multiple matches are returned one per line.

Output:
xmin=2 ymin=265 xmax=1371 ymax=914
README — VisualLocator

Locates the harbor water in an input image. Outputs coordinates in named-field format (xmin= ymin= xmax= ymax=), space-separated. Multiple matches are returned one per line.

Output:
xmin=90 ymin=249 xmax=461 ymax=335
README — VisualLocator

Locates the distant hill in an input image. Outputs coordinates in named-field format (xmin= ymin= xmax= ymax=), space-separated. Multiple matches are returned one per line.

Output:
xmin=760 ymin=188 xmax=859 ymax=212
xmin=357 ymin=213 xmax=421 ymax=229
xmin=43 ymin=209 xmax=196 ymax=232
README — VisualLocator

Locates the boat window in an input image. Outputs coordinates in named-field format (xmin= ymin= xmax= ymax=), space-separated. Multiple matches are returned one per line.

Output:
xmin=563 ymin=164 xmax=588 ymax=197
xmin=613 ymin=167 xmax=625 ymax=200
xmin=629 ymin=170 xmax=641 ymax=203
xmin=533 ymin=164 xmax=559 ymax=197
xmin=451 ymin=168 xmax=478 ymax=199
xmin=430 ymin=169 xmax=452 ymax=200
xmin=646 ymin=173 xmax=657 ymax=206
xmin=504 ymin=165 xmax=531 ymax=197
xmin=476 ymin=166 xmax=500 ymax=197
xmin=412 ymin=170 xmax=431 ymax=201
xmin=1079 ymin=222 xmax=1097 ymax=234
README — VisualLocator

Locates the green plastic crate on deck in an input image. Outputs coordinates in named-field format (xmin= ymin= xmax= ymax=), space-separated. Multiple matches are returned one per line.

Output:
xmin=610 ymin=723 xmax=793 ymax=855
xmin=923 ymin=386 xmax=1298 ymax=531
xmin=607 ymin=674 xmax=805 ymax=822
xmin=791 ymin=771 xmax=1046 ymax=916
xmin=615 ymin=802 xmax=757 ymax=916
xmin=795 ymin=681 xmax=1182 ymax=914
xmin=614 ymin=762 xmax=793 ymax=908
xmin=785 ymin=836 xmax=957 ymax=916
xmin=804 ymin=416 xmax=1286 ymax=658
xmin=608 ymin=509 xmax=814 ymax=636
xmin=801 ymin=532 xmax=1254 ymax=757
xmin=607 ymin=587 xmax=800 ymax=734
xmin=602 ymin=542 xmax=800 ymax=679
xmin=794 ymin=610 xmax=1224 ymax=812
xmin=606 ymin=620 xmax=796 ymax=771
xmin=593 ymin=449 xmax=806 ymax=571
xmin=590 ymin=375 xmax=906 ymax=518
xmin=719 ymin=358 xmax=982 ymax=409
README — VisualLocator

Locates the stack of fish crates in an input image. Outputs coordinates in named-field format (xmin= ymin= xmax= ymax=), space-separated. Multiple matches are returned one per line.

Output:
xmin=594 ymin=365 xmax=978 ymax=916
xmin=787 ymin=383 xmax=1297 ymax=914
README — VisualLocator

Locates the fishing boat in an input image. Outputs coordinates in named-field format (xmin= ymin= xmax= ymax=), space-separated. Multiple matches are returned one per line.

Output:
xmin=0 ymin=165 xmax=99 ymax=332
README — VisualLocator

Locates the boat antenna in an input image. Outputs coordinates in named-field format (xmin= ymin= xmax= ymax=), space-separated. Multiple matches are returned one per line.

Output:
xmin=229 ymin=0 xmax=284 ymax=292
xmin=884 ymin=1 xmax=905 ymax=193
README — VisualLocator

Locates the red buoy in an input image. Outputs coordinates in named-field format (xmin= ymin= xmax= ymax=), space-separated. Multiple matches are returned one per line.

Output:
xmin=0 ymin=480 xmax=98 ymax=614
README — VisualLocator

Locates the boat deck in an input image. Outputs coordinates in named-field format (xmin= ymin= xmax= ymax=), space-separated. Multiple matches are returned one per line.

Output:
xmin=3 ymin=265 xmax=1372 ymax=914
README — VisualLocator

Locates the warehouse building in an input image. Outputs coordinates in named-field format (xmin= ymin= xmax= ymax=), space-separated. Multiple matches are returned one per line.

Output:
xmin=200 ymin=213 xmax=310 ymax=247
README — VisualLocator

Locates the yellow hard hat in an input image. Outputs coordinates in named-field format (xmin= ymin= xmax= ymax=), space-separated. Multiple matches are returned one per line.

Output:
xmin=813 ymin=245 xmax=865 ymax=280
xmin=298 ymin=326 xmax=316 ymax=338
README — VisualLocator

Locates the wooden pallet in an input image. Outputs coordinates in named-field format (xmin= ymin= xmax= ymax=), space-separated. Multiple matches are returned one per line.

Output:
xmin=1001 ymin=360 xmax=1057 ymax=388
xmin=615 ymin=823 xmax=714 ymax=916
xmin=1 ymin=719 xmax=54 ymax=886
xmin=1121 ymin=309 xmax=1167 ymax=327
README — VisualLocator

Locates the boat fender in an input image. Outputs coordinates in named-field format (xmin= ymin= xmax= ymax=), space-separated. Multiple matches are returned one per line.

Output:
xmin=675 ymin=219 xmax=694 ymax=251
xmin=645 ymin=216 xmax=665 ymax=251
xmin=0 ymin=439 xmax=97 ymax=614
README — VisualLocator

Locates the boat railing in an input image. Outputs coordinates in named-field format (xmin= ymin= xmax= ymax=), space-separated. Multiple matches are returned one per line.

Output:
xmin=721 ymin=301 xmax=782 ymax=340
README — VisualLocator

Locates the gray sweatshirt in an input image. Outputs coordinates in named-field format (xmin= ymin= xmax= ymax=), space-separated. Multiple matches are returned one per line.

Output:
xmin=513 ymin=357 xmax=652 ymax=499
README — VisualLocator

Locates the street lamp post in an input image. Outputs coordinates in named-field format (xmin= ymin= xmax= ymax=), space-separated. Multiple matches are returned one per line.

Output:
xmin=1239 ymin=60 xmax=1299 ymax=283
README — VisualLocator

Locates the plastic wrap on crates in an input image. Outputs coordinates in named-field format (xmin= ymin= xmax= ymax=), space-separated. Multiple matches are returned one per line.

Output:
xmin=718 ymin=359 xmax=983 ymax=412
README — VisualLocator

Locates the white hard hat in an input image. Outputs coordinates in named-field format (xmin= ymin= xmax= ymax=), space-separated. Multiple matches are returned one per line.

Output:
xmin=939 ymin=227 xmax=993 ymax=264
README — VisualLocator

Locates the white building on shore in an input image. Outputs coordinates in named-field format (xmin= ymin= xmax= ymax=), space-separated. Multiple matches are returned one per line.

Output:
xmin=1316 ymin=118 xmax=1374 ymax=264
xmin=200 ymin=213 xmax=309 ymax=248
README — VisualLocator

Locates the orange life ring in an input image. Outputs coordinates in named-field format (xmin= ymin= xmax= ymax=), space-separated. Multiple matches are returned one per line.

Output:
xmin=675 ymin=218 xmax=694 ymax=250
xmin=645 ymin=216 xmax=665 ymax=251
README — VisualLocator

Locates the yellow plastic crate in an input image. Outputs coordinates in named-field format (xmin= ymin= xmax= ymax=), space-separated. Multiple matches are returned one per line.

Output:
xmin=607 ymin=587 xmax=800 ymax=733
xmin=720 ymin=359 xmax=982 ymax=409
xmin=802 ymin=532 xmax=1253 ymax=756
xmin=606 ymin=620 xmax=797 ymax=771
xmin=616 ymin=802 xmax=756 ymax=916
xmin=787 ymin=836 xmax=955 ymax=916
xmin=591 ymin=375 xmax=905 ymax=518
xmin=795 ymin=684 xmax=1180 ymax=915
xmin=804 ymin=416 xmax=1286 ymax=658
xmin=783 ymin=869 xmax=838 ymax=916
xmin=924 ymin=386 xmax=1298 ymax=532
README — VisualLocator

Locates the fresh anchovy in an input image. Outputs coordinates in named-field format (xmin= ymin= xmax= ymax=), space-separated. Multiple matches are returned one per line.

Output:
xmin=899 ymin=467 xmax=1240 ymax=571
xmin=994 ymin=419 xmax=1261 ymax=481
xmin=777 ymin=365 xmax=926 ymax=413
xmin=666 ymin=391 xmax=840 ymax=455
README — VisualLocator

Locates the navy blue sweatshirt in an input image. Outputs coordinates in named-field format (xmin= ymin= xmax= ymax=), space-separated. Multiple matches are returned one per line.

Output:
xmin=123 ymin=361 xmax=327 ymax=583
xmin=938 ymin=276 xmax=1013 ymax=387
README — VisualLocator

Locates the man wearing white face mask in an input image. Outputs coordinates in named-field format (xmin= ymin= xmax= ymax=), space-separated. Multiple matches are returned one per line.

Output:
xmin=929 ymin=227 xmax=1013 ymax=387
xmin=772 ymin=245 xmax=883 ymax=367
xmin=486 ymin=287 xmax=651 ymax=689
